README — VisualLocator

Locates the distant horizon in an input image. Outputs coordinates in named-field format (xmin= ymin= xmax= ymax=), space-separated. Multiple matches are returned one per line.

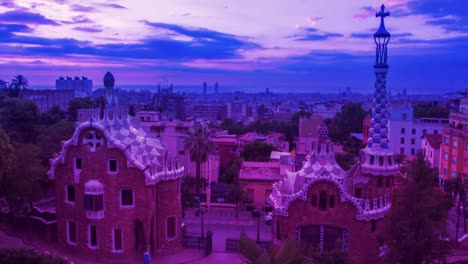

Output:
xmin=0 ymin=1 xmax=467 ymax=94
xmin=27 ymin=83 xmax=460 ymax=96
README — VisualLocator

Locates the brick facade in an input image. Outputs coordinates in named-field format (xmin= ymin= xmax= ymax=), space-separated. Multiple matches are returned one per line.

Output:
xmin=50 ymin=72 xmax=184 ymax=260
xmin=273 ymin=181 xmax=383 ymax=264
xmin=54 ymin=127 xmax=182 ymax=259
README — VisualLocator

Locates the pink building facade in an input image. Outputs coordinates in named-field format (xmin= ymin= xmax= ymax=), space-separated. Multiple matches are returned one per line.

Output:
xmin=49 ymin=73 xmax=184 ymax=260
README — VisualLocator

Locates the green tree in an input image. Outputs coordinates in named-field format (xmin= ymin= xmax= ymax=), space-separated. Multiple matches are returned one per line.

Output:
xmin=67 ymin=97 xmax=94 ymax=121
xmin=220 ymin=118 xmax=247 ymax=135
xmin=413 ymin=102 xmax=449 ymax=118
xmin=184 ymin=124 xmax=214 ymax=196
xmin=40 ymin=105 xmax=67 ymax=126
xmin=4 ymin=144 xmax=46 ymax=222
xmin=328 ymin=103 xmax=367 ymax=143
xmin=241 ymin=142 xmax=277 ymax=162
xmin=383 ymin=152 xmax=452 ymax=264
xmin=230 ymin=184 xmax=245 ymax=218
xmin=220 ymin=156 xmax=242 ymax=184
xmin=37 ymin=121 xmax=75 ymax=166
xmin=0 ymin=128 xmax=13 ymax=196
xmin=0 ymin=97 xmax=40 ymax=144
xmin=239 ymin=233 xmax=303 ymax=264
xmin=181 ymin=176 xmax=197 ymax=208
xmin=0 ymin=80 xmax=7 ymax=89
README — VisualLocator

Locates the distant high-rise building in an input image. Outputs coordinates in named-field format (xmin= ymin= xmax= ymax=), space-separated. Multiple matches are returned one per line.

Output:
xmin=203 ymin=82 xmax=207 ymax=94
xmin=56 ymin=76 xmax=93 ymax=98
xmin=153 ymin=86 xmax=185 ymax=120
xmin=214 ymin=82 xmax=219 ymax=93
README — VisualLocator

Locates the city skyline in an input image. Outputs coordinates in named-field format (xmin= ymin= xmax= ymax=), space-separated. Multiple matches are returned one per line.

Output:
xmin=0 ymin=0 xmax=467 ymax=93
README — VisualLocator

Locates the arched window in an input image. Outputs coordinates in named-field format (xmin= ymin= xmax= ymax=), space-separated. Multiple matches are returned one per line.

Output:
xmin=311 ymin=194 xmax=318 ymax=207
xmin=371 ymin=220 xmax=377 ymax=233
xmin=329 ymin=195 xmax=335 ymax=208
xmin=319 ymin=191 xmax=327 ymax=211
xmin=276 ymin=220 xmax=281 ymax=240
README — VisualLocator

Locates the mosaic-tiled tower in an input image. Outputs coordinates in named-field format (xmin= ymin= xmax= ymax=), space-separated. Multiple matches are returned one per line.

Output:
xmin=361 ymin=4 xmax=399 ymax=176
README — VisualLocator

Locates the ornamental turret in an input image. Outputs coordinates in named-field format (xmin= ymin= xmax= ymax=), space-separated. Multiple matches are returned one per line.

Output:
xmin=103 ymin=71 xmax=118 ymax=107
xmin=361 ymin=4 xmax=399 ymax=176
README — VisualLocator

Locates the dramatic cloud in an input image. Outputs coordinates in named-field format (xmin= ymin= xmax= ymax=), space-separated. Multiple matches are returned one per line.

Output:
xmin=0 ymin=10 xmax=59 ymax=25
xmin=354 ymin=6 xmax=375 ymax=20
xmin=70 ymin=4 xmax=96 ymax=12
xmin=73 ymin=27 xmax=102 ymax=33
xmin=402 ymin=0 xmax=468 ymax=32
xmin=0 ymin=23 xmax=32 ymax=33
xmin=288 ymin=28 xmax=343 ymax=41
xmin=0 ymin=1 xmax=466 ymax=92
xmin=0 ymin=0 xmax=18 ymax=8
xmin=0 ymin=21 xmax=259 ymax=62
xmin=101 ymin=3 xmax=127 ymax=9
xmin=61 ymin=15 xmax=94 ymax=25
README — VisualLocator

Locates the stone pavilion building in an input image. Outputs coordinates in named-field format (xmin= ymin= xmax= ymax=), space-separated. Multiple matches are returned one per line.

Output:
xmin=48 ymin=72 xmax=184 ymax=260
xmin=269 ymin=5 xmax=398 ymax=263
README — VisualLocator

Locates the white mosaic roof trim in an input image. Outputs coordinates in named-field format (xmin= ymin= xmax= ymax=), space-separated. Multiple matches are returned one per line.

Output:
xmin=270 ymin=175 xmax=391 ymax=221
xmin=269 ymin=141 xmax=391 ymax=221
xmin=48 ymin=105 xmax=184 ymax=186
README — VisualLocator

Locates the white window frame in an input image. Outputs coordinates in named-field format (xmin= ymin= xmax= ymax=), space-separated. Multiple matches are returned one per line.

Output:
xmin=67 ymin=220 xmax=77 ymax=246
xmin=65 ymin=184 xmax=75 ymax=205
xmin=166 ymin=215 xmax=177 ymax=241
xmin=88 ymin=224 xmax=98 ymax=249
xmin=108 ymin=159 xmax=118 ymax=174
xmin=112 ymin=228 xmax=124 ymax=253
xmin=120 ymin=189 xmax=135 ymax=208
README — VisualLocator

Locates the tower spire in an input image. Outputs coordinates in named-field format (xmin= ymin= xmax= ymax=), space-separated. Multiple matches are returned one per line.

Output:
xmin=367 ymin=4 xmax=391 ymax=150
xmin=359 ymin=5 xmax=398 ymax=177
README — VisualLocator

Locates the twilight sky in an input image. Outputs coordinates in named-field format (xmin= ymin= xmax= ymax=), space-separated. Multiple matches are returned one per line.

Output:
xmin=0 ymin=0 xmax=467 ymax=93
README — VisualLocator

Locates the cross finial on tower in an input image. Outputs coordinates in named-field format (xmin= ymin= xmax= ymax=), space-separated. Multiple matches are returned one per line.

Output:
xmin=376 ymin=4 xmax=390 ymax=20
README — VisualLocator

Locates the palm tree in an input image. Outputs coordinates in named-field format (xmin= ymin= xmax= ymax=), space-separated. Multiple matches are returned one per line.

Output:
xmin=183 ymin=123 xmax=214 ymax=197
xmin=0 ymin=80 xmax=7 ymax=89
xmin=9 ymin=75 xmax=29 ymax=97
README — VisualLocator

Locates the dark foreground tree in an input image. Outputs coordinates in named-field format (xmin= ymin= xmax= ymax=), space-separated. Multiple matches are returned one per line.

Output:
xmin=0 ymin=98 xmax=40 ymax=144
xmin=241 ymin=142 xmax=277 ymax=162
xmin=239 ymin=233 xmax=303 ymax=264
xmin=230 ymin=184 xmax=245 ymax=218
xmin=67 ymin=97 xmax=94 ymax=121
xmin=383 ymin=152 xmax=452 ymax=264
xmin=328 ymin=102 xmax=367 ymax=143
xmin=0 ymin=248 xmax=68 ymax=264
xmin=0 ymin=128 xmax=13 ymax=196
xmin=4 ymin=144 xmax=45 ymax=214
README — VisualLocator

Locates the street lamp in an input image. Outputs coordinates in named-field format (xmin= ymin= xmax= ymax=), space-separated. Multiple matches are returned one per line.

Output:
xmin=252 ymin=209 xmax=261 ymax=242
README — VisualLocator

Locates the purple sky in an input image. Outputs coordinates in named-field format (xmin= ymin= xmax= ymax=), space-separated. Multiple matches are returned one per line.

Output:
xmin=0 ymin=0 xmax=467 ymax=93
